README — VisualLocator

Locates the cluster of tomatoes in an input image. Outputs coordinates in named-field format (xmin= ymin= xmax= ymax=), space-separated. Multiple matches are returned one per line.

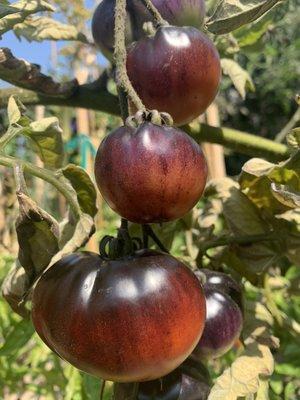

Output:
xmin=31 ymin=1 xmax=244 ymax=398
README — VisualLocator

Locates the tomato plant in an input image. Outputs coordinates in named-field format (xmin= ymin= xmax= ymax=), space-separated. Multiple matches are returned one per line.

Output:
xmin=0 ymin=0 xmax=299 ymax=399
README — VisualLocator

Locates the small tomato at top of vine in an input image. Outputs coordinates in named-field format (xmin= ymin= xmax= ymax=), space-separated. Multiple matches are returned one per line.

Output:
xmin=127 ymin=26 xmax=221 ymax=125
xmin=91 ymin=0 xmax=206 ymax=60
xmin=94 ymin=121 xmax=208 ymax=223
xmin=32 ymin=250 xmax=206 ymax=382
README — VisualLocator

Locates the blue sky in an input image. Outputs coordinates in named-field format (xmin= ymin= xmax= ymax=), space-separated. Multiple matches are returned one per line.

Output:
xmin=1 ymin=0 xmax=108 ymax=88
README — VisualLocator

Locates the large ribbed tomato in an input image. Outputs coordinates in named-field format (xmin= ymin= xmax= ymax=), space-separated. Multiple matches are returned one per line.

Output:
xmin=94 ymin=122 xmax=207 ymax=223
xmin=32 ymin=250 xmax=206 ymax=382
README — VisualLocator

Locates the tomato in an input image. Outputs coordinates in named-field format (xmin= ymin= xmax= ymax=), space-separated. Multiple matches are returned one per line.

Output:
xmin=136 ymin=357 xmax=211 ymax=399
xmin=127 ymin=26 xmax=221 ymax=125
xmin=32 ymin=250 xmax=206 ymax=382
xmin=94 ymin=122 xmax=207 ymax=223
xmin=92 ymin=0 xmax=206 ymax=60
xmin=193 ymin=271 xmax=243 ymax=359
xmin=195 ymin=269 xmax=243 ymax=312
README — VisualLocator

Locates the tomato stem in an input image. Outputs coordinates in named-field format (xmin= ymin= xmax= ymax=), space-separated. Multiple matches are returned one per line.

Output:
xmin=142 ymin=225 xmax=169 ymax=253
xmin=113 ymin=0 xmax=146 ymax=112
xmin=140 ymin=0 xmax=169 ymax=27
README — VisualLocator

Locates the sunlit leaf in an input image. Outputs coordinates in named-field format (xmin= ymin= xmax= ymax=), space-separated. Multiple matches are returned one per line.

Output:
xmin=207 ymin=0 xmax=281 ymax=35
xmin=0 ymin=318 xmax=34 ymax=357
xmin=0 ymin=0 xmax=54 ymax=35
xmin=221 ymin=58 xmax=255 ymax=99
xmin=60 ymin=164 xmax=98 ymax=217
xmin=208 ymin=342 xmax=274 ymax=400
xmin=13 ymin=16 xmax=88 ymax=43
xmin=287 ymin=128 xmax=300 ymax=150
xmin=23 ymin=117 xmax=64 ymax=169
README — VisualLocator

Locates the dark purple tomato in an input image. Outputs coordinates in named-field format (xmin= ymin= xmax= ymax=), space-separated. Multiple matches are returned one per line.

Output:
xmin=94 ymin=122 xmax=207 ymax=223
xmin=193 ymin=286 xmax=243 ymax=359
xmin=127 ymin=26 xmax=221 ymax=125
xmin=133 ymin=0 xmax=206 ymax=31
xmin=32 ymin=250 xmax=206 ymax=382
xmin=91 ymin=0 xmax=206 ymax=60
xmin=195 ymin=269 xmax=243 ymax=312
xmin=116 ymin=358 xmax=211 ymax=399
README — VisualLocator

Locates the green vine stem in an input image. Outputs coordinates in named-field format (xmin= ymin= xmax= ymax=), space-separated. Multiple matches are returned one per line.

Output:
xmin=0 ymin=153 xmax=81 ymax=218
xmin=185 ymin=123 xmax=290 ymax=162
xmin=264 ymin=273 xmax=283 ymax=326
xmin=13 ymin=163 xmax=28 ymax=195
xmin=196 ymin=232 xmax=281 ymax=265
xmin=0 ymin=88 xmax=290 ymax=162
xmin=0 ymin=125 xmax=22 ymax=150
xmin=140 ymin=0 xmax=168 ymax=26
xmin=114 ymin=0 xmax=146 ymax=112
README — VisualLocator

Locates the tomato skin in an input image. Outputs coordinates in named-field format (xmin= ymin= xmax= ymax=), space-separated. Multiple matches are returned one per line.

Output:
xmin=32 ymin=250 xmax=206 ymax=382
xmin=94 ymin=122 xmax=207 ymax=223
xmin=91 ymin=0 xmax=206 ymax=60
xmin=193 ymin=270 xmax=243 ymax=359
xmin=127 ymin=26 xmax=221 ymax=125
xmin=195 ymin=269 xmax=243 ymax=312
xmin=137 ymin=358 xmax=210 ymax=400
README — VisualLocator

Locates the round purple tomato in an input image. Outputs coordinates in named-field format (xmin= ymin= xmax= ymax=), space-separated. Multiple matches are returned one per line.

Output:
xmin=94 ymin=122 xmax=207 ymax=223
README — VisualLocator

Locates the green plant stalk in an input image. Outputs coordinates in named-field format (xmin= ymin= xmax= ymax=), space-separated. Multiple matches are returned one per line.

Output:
xmin=0 ymin=125 xmax=23 ymax=149
xmin=185 ymin=124 xmax=290 ymax=162
xmin=196 ymin=232 xmax=281 ymax=264
xmin=264 ymin=274 xmax=283 ymax=326
xmin=0 ymin=88 xmax=290 ymax=162
xmin=0 ymin=153 xmax=81 ymax=218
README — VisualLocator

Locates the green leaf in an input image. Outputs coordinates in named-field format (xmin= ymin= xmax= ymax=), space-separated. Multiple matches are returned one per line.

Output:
xmin=13 ymin=16 xmax=88 ymax=43
xmin=0 ymin=0 xmax=54 ymax=35
xmin=64 ymin=365 xmax=83 ymax=400
xmin=6 ymin=97 xmax=64 ymax=168
xmin=23 ymin=117 xmax=64 ymax=169
xmin=221 ymin=187 xmax=280 ymax=277
xmin=275 ymin=363 xmax=300 ymax=378
xmin=223 ymin=187 xmax=267 ymax=236
xmin=60 ymin=164 xmax=98 ymax=217
xmin=255 ymin=378 xmax=269 ymax=400
xmin=207 ymin=0 xmax=281 ymax=35
xmin=0 ymin=3 xmax=19 ymax=19
xmin=234 ymin=12 xmax=274 ymax=48
xmin=51 ymin=213 xmax=95 ymax=266
xmin=271 ymin=183 xmax=300 ymax=208
xmin=1 ymin=262 xmax=30 ymax=318
xmin=0 ymin=318 xmax=34 ymax=357
xmin=7 ymin=95 xmax=29 ymax=126
xmin=16 ymin=191 xmax=60 ymax=279
xmin=82 ymin=374 xmax=102 ymax=400
xmin=240 ymin=155 xmax=300 ymax=213
xmin=208 ymin=342 xmax=274 ymax=400
xmin=221 ymin=58 xmax=255 ymax=99
xmin=287 ymin=128 xmax=300 ymax=150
